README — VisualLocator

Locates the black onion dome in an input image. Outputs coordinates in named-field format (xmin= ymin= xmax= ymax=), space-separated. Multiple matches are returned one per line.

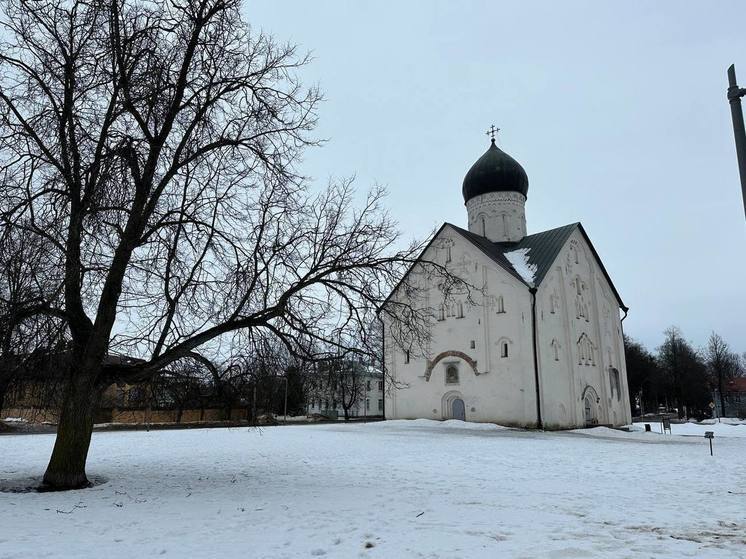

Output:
xmin=462 ymin=139 xmax=529 ymax=203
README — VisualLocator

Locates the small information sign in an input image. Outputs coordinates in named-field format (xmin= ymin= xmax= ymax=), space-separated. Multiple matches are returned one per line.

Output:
xmin=704 ymin=431 xmax=714 ymax=456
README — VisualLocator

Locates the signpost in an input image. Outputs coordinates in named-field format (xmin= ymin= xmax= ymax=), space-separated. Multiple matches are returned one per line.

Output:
xmin=704 ymin=431 xmax=714 ymax=456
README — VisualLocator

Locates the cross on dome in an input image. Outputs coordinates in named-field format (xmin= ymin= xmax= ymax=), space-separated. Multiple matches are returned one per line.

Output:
xmin=485 ymin=124 xmax=500 ymax=142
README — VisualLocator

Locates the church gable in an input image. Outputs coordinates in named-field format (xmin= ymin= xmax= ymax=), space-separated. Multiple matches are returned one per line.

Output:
xmin=538 ymin=224 xmax=626 ymax=312
xmin=380 ymin=223 xmax=526 ymax=312
xmin=447 ymin=224 xmax=533 ymax=285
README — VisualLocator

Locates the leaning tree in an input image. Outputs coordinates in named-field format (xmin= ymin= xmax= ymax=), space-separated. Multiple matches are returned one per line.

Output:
xmin=0 ymin=0 xmax=462 ymax=489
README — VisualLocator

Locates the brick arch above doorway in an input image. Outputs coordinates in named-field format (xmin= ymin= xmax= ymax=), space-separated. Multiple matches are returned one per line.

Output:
xmin=424 ymin=350 xmax=480 ymax=381
xmin=581 ymin=384 xmax=600 ymax=403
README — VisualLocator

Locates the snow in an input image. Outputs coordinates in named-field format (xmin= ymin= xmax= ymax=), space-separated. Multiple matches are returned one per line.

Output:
xmin=368 ymin=418 xmax=512 ymax=431
xmin=701 ymin=417 xmax=746 ymax=426
xmin=629 ymin=420 xmax=746 ymax=438
xmin=504 ymin=247 xmax=537 ymax=286
xmin=2 ymin=420 xmax=746 ymax=558
xmin=567 ymin=425 xmax=698 ymax=442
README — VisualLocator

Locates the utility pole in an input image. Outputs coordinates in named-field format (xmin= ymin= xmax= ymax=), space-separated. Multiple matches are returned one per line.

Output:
xmin=727 ymin=64 xmax=746 ymax=218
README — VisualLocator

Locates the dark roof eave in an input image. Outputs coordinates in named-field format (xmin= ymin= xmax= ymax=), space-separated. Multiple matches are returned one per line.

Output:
xmin=379 ymin=221 xmax=628 ymax=314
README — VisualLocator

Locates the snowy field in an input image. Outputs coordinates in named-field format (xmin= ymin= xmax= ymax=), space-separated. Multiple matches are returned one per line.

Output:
xmin=2 ymin=420 xmax=745 ymax=558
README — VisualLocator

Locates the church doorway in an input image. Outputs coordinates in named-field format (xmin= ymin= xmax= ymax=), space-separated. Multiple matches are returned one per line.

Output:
xmin=452 ymin=398 xmax=466 ymax=421
xmin=584 ymin=395 xmax=597 ymax=426
xmin=582 ymin=386 xmax=600 ymax=427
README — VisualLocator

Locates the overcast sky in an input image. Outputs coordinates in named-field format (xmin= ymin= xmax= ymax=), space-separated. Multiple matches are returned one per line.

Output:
xmin=247 ymin=0 xmax=746 ymax=353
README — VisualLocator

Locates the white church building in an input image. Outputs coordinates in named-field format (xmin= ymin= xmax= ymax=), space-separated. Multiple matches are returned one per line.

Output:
xmin=381 ymin=135 xmax=631 ymax=429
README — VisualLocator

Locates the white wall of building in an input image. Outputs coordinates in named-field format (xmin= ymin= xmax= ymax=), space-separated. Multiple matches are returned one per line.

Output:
xmin=307 ymin=372 xmax=385 ymax=418
xmin=535 ymin=230 xmax=631 ymax=428
xmin=384 ymin=225 xmax=539 ymax=428
xmin=383 ymin=224 xmax=631 ymax=429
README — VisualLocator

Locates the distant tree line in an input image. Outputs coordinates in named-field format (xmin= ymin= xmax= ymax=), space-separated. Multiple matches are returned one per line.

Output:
xmin=625 ymin=328 xmax=744 ymax=420
xmin=3 ymin=337 xmax=380 ymax=425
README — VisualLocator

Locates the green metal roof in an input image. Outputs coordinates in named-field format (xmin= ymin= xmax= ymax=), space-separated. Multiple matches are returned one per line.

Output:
xmin=379 ymin=222 xmax=627 ymax=313
xmin=449 ymin=222 xmax=627 ymax=310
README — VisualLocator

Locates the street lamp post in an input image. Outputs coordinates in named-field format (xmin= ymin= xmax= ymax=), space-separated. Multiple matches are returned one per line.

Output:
xmin=727 ymin=64 xmax=746 ymax=219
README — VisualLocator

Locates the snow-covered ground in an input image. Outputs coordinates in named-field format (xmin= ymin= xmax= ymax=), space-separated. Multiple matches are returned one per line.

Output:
xmin=2 ymin=420 xmax=745 ymax=558
xmin=628 ymin=420 xmax=746 ymax=438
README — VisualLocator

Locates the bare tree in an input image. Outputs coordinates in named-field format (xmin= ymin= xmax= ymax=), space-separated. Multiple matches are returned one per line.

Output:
xmin=147 ymin=357 xmax=213 ymax=423
xmin=705 ymin=332 xmax=740 ymax=417
xmin=0 ymin=225 xmax=66 ymax=412
xmin=0 ymin=0 xmax=464 ymax=489
xmin=337 ymin=359 xmax=366 ymax=421
xmin=312 ymin=355 xmax=366 ymax=421
xmin=658 ymin=327 xmax=710 ymax=419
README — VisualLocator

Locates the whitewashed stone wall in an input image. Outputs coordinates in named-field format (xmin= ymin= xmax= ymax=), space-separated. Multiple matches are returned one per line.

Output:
xmin=383 ymin=224 xmax=631 ymax=429
xmin=535 ymin=230 xmax=631 ymax=428
xmin=383 ymin=225 xmax=539 ymax=428
xmin=466 ymin=191 xmax=527 ymax=242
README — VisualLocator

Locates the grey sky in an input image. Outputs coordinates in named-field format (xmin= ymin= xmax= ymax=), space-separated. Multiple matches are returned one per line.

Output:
xmin=248 ymin=0 xmax=746 ymax=353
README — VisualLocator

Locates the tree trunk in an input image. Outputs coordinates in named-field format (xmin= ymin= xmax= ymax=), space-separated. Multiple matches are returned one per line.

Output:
xmin=42 ymin=375 xmax=98 ymax=490
xmin=0 ymin=379 xmax=8 ymax=416
xmin=718 ymin=372 xmax=726 ymax=418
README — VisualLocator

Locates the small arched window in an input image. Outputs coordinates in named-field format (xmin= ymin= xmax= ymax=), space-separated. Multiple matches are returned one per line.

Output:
xmin=446 ymin=246 xmax=452 ymax=263
xmin=501 ymin=341 xmax=509 ymax=358
xmin=551 ymin=339 xmax=560 ymax=361
xmin=570 ymin=246 xmax=579 ymax=264
xmin=550 ymin=293 xmax=559 ymax=314
xmin=445 ymin=365 xmax=459 ymax=385
xmin=481 ymin=216 xmax=487 ymax=237
xmin=609 ymin=368 xmax=621 ymax=401
xmin=438 ymin=304 xmax=445 ymax=321
xmin=497 ymin=296 xmax=505 ymax=314
xmin=457 ymin=301 xmax=464 ymax=318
